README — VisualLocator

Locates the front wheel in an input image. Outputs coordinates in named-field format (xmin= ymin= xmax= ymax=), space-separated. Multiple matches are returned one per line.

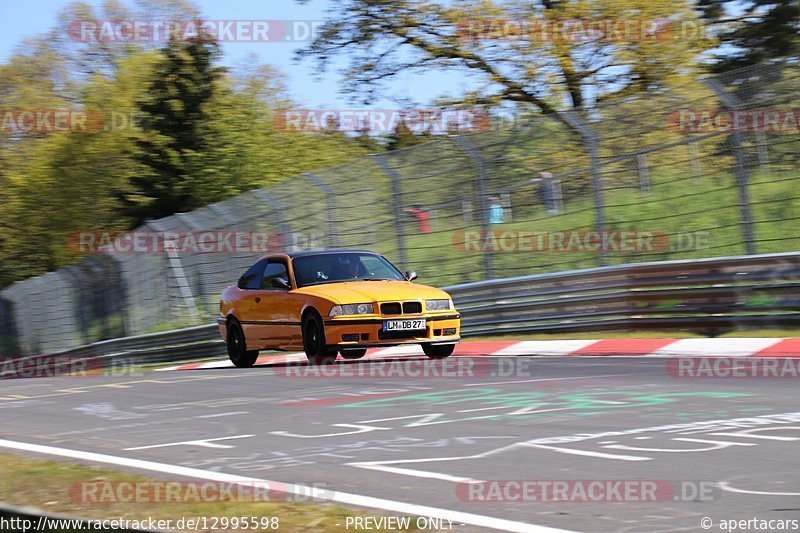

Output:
xmin=422 ymin=343 xmax=455 ymax=359
xmin=227 ymin=320 xmax=259 ymax=368
xmin=340 ymin=349 xmax=367 ymax=360
xmin=303 ymin=313 xmax=338 ymax=365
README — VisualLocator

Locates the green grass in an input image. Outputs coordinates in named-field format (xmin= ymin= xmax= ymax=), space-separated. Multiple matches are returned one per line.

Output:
xmin=0 ymin=453 xmax=418 ymax=532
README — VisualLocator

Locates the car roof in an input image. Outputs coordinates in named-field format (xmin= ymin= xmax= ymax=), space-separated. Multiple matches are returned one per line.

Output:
xmin=280 ymin=248 xmax=380 ymax=259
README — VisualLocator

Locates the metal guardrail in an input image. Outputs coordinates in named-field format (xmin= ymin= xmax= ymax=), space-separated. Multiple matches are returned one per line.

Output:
xmin=3 ymin=324 xmax=224 ymax=375
xmin=7 ymin=252 xmax=799 ymax=368
xmin=447 ymin=251 xmax=800 ymax=336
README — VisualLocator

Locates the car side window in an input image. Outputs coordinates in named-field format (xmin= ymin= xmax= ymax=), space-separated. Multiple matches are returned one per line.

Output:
xmin=238 ymin=259 xmax=268 ymax=290
xmin=261 ymin=260 xmax=290 ymax=289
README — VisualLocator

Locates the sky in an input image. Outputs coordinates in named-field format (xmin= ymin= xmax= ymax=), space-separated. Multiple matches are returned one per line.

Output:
xmin=0 ymin=0 xmax=477 ymax=109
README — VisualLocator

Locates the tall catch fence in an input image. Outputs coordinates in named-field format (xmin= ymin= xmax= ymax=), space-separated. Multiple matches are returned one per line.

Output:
xmin=2 ymin=60 xmax=799 ymax=355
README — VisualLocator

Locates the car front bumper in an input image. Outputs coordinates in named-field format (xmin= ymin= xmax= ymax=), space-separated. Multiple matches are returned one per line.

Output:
xmin=323 ymin=313 xmax=461 ymax=348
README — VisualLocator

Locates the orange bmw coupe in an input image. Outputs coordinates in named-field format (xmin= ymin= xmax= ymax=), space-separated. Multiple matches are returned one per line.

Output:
xmin=218 ymin=249 xmax=461 ymax=366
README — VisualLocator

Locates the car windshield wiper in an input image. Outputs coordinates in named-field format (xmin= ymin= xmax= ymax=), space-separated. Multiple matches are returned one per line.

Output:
xmin=300 ymin=278 xmax=398 ymax=286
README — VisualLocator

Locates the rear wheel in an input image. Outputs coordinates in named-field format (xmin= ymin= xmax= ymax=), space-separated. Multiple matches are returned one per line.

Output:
xmin=227 ymin=320 xmax=259 ymax=368
xmin=303 ymin=312 xmax=337 ymax=365
xmin=422 ymin=343 xmax=455 ymax=359
xmin=340 ymin=349 xmax=367 ymax=360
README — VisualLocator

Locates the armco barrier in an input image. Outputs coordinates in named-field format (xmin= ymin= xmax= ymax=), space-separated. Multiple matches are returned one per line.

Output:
xmin=9 ymin=252 xmax=800 ymax=366
xmin=447 ymin=251 xmax=800 ymax=336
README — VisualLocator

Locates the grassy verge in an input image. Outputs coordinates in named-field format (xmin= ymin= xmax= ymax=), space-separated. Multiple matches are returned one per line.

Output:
xmin=0 ymin=453 xmax=417 ymax=532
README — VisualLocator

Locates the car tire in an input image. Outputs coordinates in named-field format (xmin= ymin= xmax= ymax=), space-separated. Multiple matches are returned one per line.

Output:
xmin=303 ymin=312 xmax=337 ymax=365
xmin=227 ymin=319 xmax=259 ymax=368
xmin=340 ymin=349 xmax=367 ymax=360
xmin=422 ymin=343 xmax=455 ymax=359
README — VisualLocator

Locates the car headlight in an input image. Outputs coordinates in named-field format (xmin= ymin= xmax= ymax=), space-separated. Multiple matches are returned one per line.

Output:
xmin=329 ymin=303 xmax=375 ymax=316
xmin=425 ymin=299 xmax=452 ymax=311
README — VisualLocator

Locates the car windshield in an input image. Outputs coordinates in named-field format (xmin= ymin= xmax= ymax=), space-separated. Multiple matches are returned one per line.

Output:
xmin=292 ymin=252 xmax=405 ymax=287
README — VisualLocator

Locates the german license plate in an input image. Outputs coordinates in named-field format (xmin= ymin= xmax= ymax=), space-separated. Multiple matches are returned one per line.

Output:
xmin=383 ymin=319 xmax=426 ymax=331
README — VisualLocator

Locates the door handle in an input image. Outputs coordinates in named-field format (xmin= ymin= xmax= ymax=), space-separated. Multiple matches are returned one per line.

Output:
xmin=255 ymin=297 xmax=261 ymax=303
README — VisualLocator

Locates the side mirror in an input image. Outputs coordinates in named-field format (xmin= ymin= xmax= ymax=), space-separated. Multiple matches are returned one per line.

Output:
xmin=404 ymin=270 xmax=418 ymax=281
xmin=271 ymin=277 xmax=291 ymax=290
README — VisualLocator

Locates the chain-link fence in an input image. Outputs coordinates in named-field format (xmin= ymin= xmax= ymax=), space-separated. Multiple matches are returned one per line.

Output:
xmin=2 ymin=60 xmax=799 ymax=356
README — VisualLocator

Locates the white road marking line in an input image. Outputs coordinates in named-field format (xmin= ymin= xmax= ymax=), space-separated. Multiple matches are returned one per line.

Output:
xmin=457 ymin=406 xmax=508 ymax=413
xmin=0 ymin=438 xmax=572 ymax=533
xmin=717 ymin=482 xmax=800 ymax=496
xmin=354 ymin=463 xmax=484 ymax=484
xmin=522 ymin=443 xmax=651 ymax=461
xmin=124 ymin=434 xmax=254 ymax=450
xmin=193 ymin=411 xmax=251 ymax=419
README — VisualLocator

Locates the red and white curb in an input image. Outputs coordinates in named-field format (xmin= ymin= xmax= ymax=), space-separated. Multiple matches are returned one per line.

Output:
xmin=156 ymin=338 xmax=800 ymax=372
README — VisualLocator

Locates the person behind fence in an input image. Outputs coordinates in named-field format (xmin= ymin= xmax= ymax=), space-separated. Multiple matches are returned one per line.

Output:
xmin=405 ymin=204 xmax=431 ymax=234
xmin=489 ymin=197 xmax=504 ymax=225
xmin=539 ymin=171 xmax=560 ymax=215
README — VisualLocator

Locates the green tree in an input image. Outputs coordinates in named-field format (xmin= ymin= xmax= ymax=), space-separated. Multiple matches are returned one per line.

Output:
xmin=123 ymin=32 xmax=225 ymax=224
xmin=0 ymin=3 xmax=378 ymax=288
xmin=297 ymin=0 xmax=711 ymax=116
xmin=385 ymin=120 xmax=431 ymax=151
xmin=699 ymin=0 xmax=800 ymax=72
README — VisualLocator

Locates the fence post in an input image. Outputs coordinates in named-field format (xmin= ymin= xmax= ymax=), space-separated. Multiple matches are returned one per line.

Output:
xmin=637 ymin=154 xmax=651 ymax=194
xmin=755 ymin=132 xmax=770 ymax=175
xmin=252 ymin=189 xmax=293 ymax=249
xmin=454 ymin=136 xmax=494 ymax=279
xmin=369 ymin=155 xmax=408 ymax=271
xmin=557 ymin=111 xmax=607 ymax=266
xmin=303 ymin=172 xmax=339 ymax=248
xmin=704 ymin=78 xmax=757 ymax=255
xmin=688 ymin=142 xmax=701 ymax=179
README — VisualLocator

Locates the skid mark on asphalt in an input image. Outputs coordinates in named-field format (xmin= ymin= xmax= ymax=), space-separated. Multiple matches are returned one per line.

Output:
xmin=344 ymin=411 xmax=800 ymax=484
